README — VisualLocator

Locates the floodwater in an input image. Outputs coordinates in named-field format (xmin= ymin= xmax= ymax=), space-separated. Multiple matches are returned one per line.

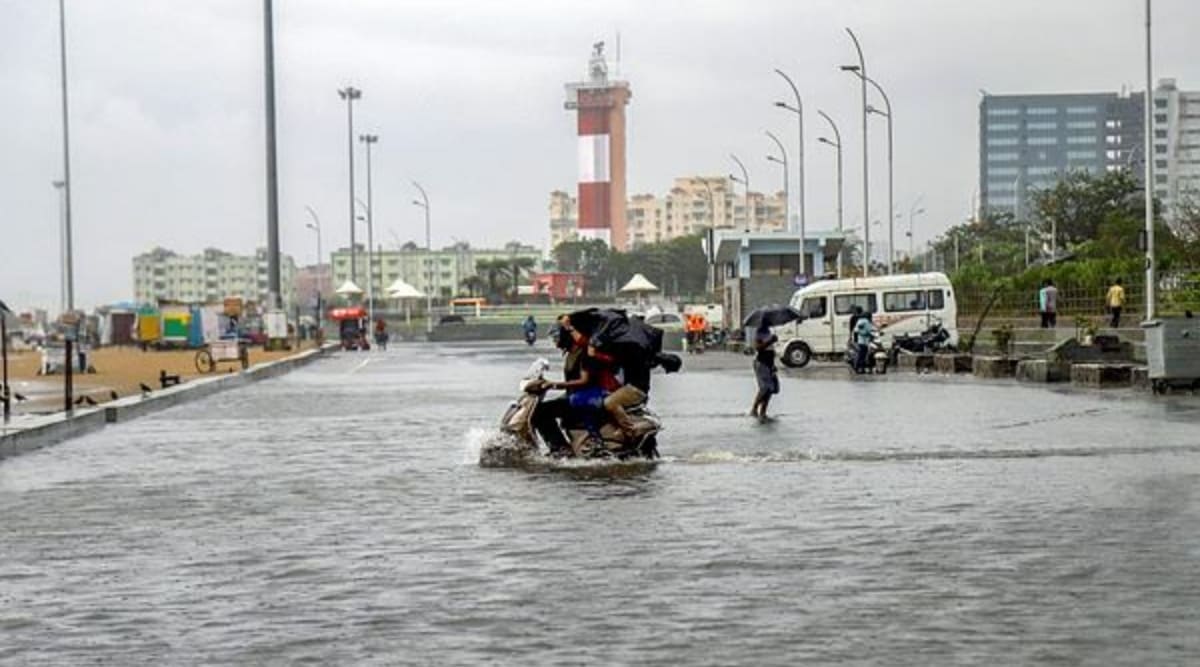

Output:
xmin=2 ymin=343 xmax=1199 ymax=665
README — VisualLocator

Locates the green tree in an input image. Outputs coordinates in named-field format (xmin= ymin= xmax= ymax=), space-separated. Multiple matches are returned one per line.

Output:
xmin=1030 ymin=169 xmax=1144 ymax=249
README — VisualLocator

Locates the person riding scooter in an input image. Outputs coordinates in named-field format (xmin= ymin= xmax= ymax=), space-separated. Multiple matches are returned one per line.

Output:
xmin=522 ymin=315 xmax=538 ymax=346
xmin=852 ymin=311 xmax=877 ymax=374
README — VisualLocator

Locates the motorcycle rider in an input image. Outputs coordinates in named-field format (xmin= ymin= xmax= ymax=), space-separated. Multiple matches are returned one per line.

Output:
xmin=522 ymin=315 xmax=538 ymax=345
xmin=529 ymin=315 xmax=579 ymax=456
xmin=852 ymin=312 xmax=877 ymax=374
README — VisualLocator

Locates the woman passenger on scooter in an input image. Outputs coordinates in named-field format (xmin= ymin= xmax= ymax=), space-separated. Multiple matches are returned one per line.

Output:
xmin=543 ymin=316 xmax=610 ymax=447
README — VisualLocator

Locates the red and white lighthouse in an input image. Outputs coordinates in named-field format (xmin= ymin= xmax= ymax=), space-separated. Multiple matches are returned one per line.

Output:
xmin=565 ymin=42 xmax=632 ymax=251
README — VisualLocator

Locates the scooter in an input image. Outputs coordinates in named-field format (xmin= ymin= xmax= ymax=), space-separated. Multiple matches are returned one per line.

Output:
xmin=485 ymin=359 xmax=662 ymax=467
xmin=845 ymin=334 xmax=889 ymax=375
xmin=889 ymin=320 xmax=953 ymax=362
xmin=524 ymin=329 xmax=537 ymax=346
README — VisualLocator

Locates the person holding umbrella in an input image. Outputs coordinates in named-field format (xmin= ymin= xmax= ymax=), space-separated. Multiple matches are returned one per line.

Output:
xmin=743 ymin=306 xmax=803 ymax=422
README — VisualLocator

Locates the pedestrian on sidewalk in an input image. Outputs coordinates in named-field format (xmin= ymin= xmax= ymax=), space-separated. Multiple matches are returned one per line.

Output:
xmin=1106 ymin=278 xmax=1126 ymax=328
xmin=1038 ymin=279 xmax=1058 ymax=329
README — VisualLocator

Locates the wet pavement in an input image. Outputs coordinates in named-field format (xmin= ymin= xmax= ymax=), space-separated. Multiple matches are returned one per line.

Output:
xmin=2 ymin=343 xmax=1199 ymax=665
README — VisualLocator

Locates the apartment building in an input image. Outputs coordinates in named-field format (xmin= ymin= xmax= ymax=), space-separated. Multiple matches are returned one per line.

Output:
xmin=1153 ymin=79 xmax=1200 ymax=217
xmin=132 ymin=247 xmax=297 ymax=310
xmin=550 ymin=175 xmax=788 ymax=249
xmin=329 ymin=242 xmax=545 ymax=301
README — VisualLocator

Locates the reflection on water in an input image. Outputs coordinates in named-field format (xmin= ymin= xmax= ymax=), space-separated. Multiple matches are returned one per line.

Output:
xmin=1 ymin=343 xmax=1199 ymax=665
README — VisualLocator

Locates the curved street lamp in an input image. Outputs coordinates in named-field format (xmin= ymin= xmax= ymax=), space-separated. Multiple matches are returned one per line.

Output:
xmin=729 ymin=154 xmax=750 ymax=231
xmin=411 ymin=181 xmax=433 ymax=335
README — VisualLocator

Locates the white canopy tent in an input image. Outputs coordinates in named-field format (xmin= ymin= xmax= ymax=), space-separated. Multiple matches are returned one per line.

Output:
xmin=619 ymin=273 xmax=659 ymax=306
xmin=386 ymin=279 xmax=425 ymax=328
xmin=335 ymin=280 xmax=364 ymax=297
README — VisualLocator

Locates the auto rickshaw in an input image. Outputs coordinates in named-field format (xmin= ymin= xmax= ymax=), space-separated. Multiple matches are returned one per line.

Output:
xmin=329 ymin=307 xmax=370 ymax=351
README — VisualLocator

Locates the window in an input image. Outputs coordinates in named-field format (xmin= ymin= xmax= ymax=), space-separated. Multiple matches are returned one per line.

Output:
xmin=1156 ymin=174 xmax=1168 ymax=184
xmin=987 ymin=166 xmax=1019 ymax=177
xmin=1027 ymin=121 xmax=1057 ymax=131
xmin=1155 ymin=99 xmax=1168 ymax=108
xmin=987 ymin=152 xmax=1019 ymax=162
xmin=1028 ymin=136 xmax=1058 ymax=146
xmin=1155 ymin=114 xmax=1168 ymax=124
xmin=1028 ymin=166 xmax=1058 ymax=176
xmin=1067 ymin=150 xmax=1097 ymax=160
xmin=988 ymin=181 xmax=1016 ymax=192
xmin=834 ymin=293 xmax=877 ymax=315
xmin=987 ymin=137 xmax=1018 ymax=147
xmin=884 ymin=290 xmax=926 ymax=312
xmin=1067 ymin=135 xmax=1097 ymax=144
xmin=800 ymin=297 xmax=827 ymax=319
xmin=1027 ymin=107 xmax=1058 ymax=116
xmin=1065 ymin=106 xmax=1098 ymax=115
xmin=1156 ymin=145 xmax=1168 ymax=154
xmin=749 ymin=254 xmax=800 ymax=277
xmin=1155 ymin=129 xmax=1168 ymax=138
xmin=1067 ymin=120 xmax=1097 ymax=130
xmin=987 ymin=107 xmax=1019 ymax=117
xmin=927 ymin=290 xmax=945 ymax=310
xmin=1156 ymin=160 xmax=1168 ymax=169
xmin=988 ymin=122 xmax=1019 ymax=131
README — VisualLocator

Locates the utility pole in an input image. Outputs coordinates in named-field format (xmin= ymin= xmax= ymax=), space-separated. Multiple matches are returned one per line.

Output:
xmin=817 ymin=110 xmax=844 ymax=278
xmin=338 ymin=85 xmax=362 ymax=283
xmin=360 ymin=134 xmax=379 ymax=324
xmin=262 ymin=0 xmax=281 ymax=311
xmin=844 ymin=28 xmax=870 ymax=276
xmin=1144 ymin=0 xmax=1156 ymax=320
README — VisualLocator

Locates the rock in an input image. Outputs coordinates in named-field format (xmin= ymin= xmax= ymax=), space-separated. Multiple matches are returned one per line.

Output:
xmin=934 ymin=353 xmax=973 ymax=374
xmin=972 ymin=356 xmax=1018 ymax=378
xmin=1016 ymin=359 xmax=1072 ymax=383
xmin=1070 ymin=363 xmax=1134 ymax=388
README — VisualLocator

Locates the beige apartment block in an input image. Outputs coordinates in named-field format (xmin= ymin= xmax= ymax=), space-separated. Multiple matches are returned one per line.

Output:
xmin=550 ymin=176 xmax=789 ymax=250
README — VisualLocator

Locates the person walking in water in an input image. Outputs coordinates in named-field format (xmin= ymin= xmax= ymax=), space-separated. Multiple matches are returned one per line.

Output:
xmin=1106 ymin=278 xmax=1126 ymax=328
xmin=750 ymin=324 xmax=779 ymax=422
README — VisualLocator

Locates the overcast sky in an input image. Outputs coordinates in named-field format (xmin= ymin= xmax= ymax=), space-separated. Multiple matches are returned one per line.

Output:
xmin=2 ymin=0 xmax=1198 ymax=311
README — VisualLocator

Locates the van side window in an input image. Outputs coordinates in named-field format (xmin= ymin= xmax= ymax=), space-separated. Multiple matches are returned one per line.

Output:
xmin=833 ymin=294 xmax=877 ymax=315
xmin=927 ymin=289 xmax=945 ymax=310
xmin=883 ymin=290 xmax=926 ymax=312
xmin=801 ymin=297 xmax=827 ymax=318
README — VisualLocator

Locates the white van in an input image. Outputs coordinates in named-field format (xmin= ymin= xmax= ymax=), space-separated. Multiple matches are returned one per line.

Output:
xmin=773 ymin=272 xmax=959 ymax=367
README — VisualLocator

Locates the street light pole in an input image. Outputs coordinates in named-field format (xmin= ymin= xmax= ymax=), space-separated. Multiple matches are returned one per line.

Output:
xmin=262 ymin=0 xmax=282 ymax=311
xmin=856 ymin=73 xmax=895 ymax=275
xmin=764 ymin=130 xmax=790 ymax=226
xmin=338 ymin=85 xmax=362 ymax=284
xmin=908 ymin=202 xmax=924 ymax=267
xmin=1144 ymin=0 xmax=1156 ymax=320
xmin=699 ymin=178 xmax=717 ymax=295
xmin=844 ymin=28 xmax=869 ymax=277
xmin=818 ymin=110 xmax=844 ymax=278
xmin=773 ymin=69 xmax=806 ymax=274
xmin=305 ymin=206 xmax=323 ymax=334
xmin=57 ymin=0 xmax=74 ymax=312
xmin=729 ymin=154 xmax=751 ymax=231
xmin=412 ymin=181 xmax=433 ymax=335
xmin=52 ymin=180 xmax=67 ymax=314
xmin=360 ymin=134 xmax=379 ymax=325
xmin=1 ymin=300 xmax=10 ymax=424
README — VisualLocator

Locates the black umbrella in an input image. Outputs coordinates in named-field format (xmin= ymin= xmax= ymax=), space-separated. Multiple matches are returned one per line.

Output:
xmin=743 ymin=305 xmax=805 ymax=329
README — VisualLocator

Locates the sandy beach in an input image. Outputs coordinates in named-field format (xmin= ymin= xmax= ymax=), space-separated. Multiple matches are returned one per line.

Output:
xmin=4 ymin=342 xmax=317 ymax=414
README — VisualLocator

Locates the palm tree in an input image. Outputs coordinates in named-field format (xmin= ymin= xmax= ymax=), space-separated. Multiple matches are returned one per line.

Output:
xmin=506 ymin=256 xmax=537 ymax=300
xmin=460 ymin=275 xmax=486 ymax=298
xmin=475 ymin=259 xmax=509 ymax=300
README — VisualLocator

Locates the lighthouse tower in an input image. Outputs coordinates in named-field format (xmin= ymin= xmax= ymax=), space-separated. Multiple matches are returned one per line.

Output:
xmin=564 ymin=42 xmax=632 ymax=250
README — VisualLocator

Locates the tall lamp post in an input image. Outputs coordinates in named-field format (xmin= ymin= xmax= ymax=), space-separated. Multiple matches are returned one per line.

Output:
xmin=262 ymin=0 xmax=281 ymax=311
xmin=817 ymin=110 xmax=844 ymax=278
xmin=57 ymin=0 xmax=75 ymax=413
xmin=849 ymin=71 xmax=895 ymax=275
xmin=698 ymin=178 xmax=717 ymax=294
xmin=773 ymin=69 xmax=806 ymax=276
xmin=359 ymin=134 xmax=379 ymax=324
xmin=843 ymin=28 xmax=870 ymax=276
xmin=338 ymin=85 xmax=362 ymax=283
xmin=412 ymin=181 xmax=433 ymax=335
xmin=729 ymin=154 xmax=751 ymax=231
xmin=305 ymin=205 xmax=323 ymax=334
xmin=765 ymin=130 xmax=797 ymax=273
xmin=1143 ymin=0 xmax=1155 ymax=320
xmin=908 ymin=201 xmax=925 ymax=267
xmin=53 ymin=180 xmax=67 ymax=313
xmin=1 ymin=299 xmax=11 ymax=424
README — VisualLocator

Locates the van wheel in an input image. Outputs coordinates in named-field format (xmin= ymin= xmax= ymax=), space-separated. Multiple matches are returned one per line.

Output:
xmin=781 ymin=342 xmax=812 ymax=368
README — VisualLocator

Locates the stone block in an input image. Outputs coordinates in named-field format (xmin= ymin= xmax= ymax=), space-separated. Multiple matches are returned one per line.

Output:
xmin=934 ymin=353 xmax=973 ymax=374
xmin=1070 ymin=363 xmax=1134 ymax=388
xmin=896 ymin=352 xmax=935 ymax=371
xmin=1015 ymin=359 xmax=1072 ymax=383
xmin=1130 ymin=366 xmax=1150 ymax=391
xmin=972 ymin=356 xmax=1018 ymax=378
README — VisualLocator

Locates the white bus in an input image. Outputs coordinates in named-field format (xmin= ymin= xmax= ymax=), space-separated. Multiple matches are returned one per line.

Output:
xmin=773 ymin=272 xmax=959 ymax=368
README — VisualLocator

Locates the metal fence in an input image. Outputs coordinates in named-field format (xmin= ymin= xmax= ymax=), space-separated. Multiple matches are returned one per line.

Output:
xmin=956 ymin=270 xmax=1200 ymax=320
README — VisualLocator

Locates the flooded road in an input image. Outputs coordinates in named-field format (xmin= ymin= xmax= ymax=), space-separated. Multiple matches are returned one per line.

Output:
xmin=2 ymin=343 xmax=1199 ymax=665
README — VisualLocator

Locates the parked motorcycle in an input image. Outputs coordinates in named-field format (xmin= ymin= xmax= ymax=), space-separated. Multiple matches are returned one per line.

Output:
xmin=484 ymin=359 xmax=662 ymax=467
xmin=888 ymin=321 xmax=954 ymax=365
